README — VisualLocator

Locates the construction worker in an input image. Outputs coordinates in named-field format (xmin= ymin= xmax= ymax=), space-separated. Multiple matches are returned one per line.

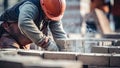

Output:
xmin=0 ymin=0 xmax=67 ymax=51
xmin=90 ymin=0 xmax=110 ymax=17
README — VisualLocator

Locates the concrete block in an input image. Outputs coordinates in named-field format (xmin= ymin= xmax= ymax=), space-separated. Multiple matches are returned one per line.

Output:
xmin=0 ymin=50 xmax=18 ymax=56
xmin=25 ymin=60 xmax=82 ymax=68
xmin=18 ymin=50 xmax=44 ymax=58
xmin=61 ymin=40 xmax=83 ymax=52
xmin=110 ymin=54 xmax=120 ymax=67
xmin=91 ymin=46 xmax=108 ymax=53
xmin=43 ymin=51 xmax=77 ymax=60
xmin=91 ymin=46 xmax=120 ymax=54
xmin=58 ymin=38 xmax=98 ymax=53
xmin=102 ymin=33 xmax=120 ymax=39
xmin=109 ymin=46 xmax=120 ymax=53
xmin=77 ymin=53 xmax=110 ymax=66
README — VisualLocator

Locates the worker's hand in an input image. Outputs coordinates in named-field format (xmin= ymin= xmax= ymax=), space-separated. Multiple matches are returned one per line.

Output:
xmin=38 ymin=37 xmax=59 ymax=51
xmin=45 ymin=38 xmax=59 ymax=51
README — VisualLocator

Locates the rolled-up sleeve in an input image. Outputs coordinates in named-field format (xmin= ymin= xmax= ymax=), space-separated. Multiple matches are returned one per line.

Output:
xmin=18 ymin=2 xmax=45 ymax=44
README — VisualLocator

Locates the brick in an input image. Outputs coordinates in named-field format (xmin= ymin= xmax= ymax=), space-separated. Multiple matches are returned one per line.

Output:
xmin=18 ymin=50 xmax=44 ymax=58
xmin=110 ymin=54 xmax=120 ymax=67
xmin=91 ymin=46 xmax=108 ymax=53
xmin=43 ymin=51 xmax=77 ymax=60
xmin=77 ymin=53 xmax=110 ymax=66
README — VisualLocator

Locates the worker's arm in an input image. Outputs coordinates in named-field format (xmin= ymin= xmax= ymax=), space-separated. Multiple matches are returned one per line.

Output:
xmin=18 ymin=1 xmax=58 ymax=51
xmin=49 ymin=20 xmax=67 ymax=38
xmin=49 ymin=21 xmax=68 ymax=50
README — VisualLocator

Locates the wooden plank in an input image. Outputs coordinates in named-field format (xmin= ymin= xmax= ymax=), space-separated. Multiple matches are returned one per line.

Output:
xmin=94 ymin=8 xmax=112 ymax=34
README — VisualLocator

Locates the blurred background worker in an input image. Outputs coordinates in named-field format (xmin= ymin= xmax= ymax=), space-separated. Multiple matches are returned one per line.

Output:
xmin=0 ymin=0 xmax=67 ymax=51
xmin=90 ymin=0 xmax=111 ymax=18
xmin=81 ymin=0 xmax=112 ymax=34
xmin=90 ymin=0 xmax=120 ymax=32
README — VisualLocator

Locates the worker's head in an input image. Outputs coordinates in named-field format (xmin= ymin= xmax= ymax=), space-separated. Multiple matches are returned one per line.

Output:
xmin=40 ymin=0 xmax=66 ymax=21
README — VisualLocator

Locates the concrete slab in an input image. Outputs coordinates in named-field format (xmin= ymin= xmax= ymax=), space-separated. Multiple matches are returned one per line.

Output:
xmin=91 ymin=46 xmax=120 ymax=53
xmin=77 ymin=53 xmax=110 ymax=66
xmin=91 ymin=46 xmax=108 ymax=53
xmin=25 ymin=60 xmax=82 ymax=68
xmin=43 ymin=51 xmax=77 ymax=60
xmin=0 ymin=55 xmax=82 ymax=68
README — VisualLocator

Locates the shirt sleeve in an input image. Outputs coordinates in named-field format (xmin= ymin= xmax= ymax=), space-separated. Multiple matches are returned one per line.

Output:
xmin=18 ymin=1 xmax=45 ymax=44
xmin=49 ymin=20 xmax=67 ymax=39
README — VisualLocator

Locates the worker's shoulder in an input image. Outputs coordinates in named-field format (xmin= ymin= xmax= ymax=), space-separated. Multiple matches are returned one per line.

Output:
xmin=20 ymin=1 xmax=38 ymax=9
xmin=19 ymin=1 xmax=39 ymax=13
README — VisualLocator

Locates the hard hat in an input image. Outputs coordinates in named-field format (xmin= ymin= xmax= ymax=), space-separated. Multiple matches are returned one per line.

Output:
xmin=40 ymin=0 xmax=66 ymax=21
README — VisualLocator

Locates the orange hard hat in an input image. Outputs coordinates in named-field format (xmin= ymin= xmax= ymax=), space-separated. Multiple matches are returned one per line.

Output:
xmin=40 ymin=0 xmax=66 ymax=21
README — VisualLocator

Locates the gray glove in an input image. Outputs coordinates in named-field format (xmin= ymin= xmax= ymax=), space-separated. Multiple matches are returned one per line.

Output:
xmin=46 ymin=39 xmax=59 ymax=51
xmin=38 ymin=37 xmax=59 ymax=51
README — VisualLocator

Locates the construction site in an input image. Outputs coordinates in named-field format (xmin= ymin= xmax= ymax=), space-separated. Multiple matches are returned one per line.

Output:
xmin=0 ymin=0 xmax=120 ymax=68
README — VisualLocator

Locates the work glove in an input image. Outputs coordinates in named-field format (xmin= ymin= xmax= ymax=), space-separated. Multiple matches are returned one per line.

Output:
xmin=38 ymin=37 xmax=59 ymax=51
